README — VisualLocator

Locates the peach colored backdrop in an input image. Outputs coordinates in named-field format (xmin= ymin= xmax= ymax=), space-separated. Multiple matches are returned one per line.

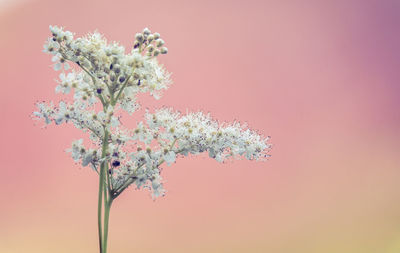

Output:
xmin=1 ymin=0 xmax=400 ymax=252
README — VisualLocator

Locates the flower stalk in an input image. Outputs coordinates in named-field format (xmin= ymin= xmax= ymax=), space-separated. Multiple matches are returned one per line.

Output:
xmin=33 ymin=25 xmax=271 ymax=253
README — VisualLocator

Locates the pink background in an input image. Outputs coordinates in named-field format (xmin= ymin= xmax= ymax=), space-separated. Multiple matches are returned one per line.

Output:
xmin=1 ymin=0 xmax=400 ymax=252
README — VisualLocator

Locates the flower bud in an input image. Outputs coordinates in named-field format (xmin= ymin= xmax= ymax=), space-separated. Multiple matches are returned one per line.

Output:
xmin=147 ymin=34 xmax=154 ymax=43
xmin=153 ymin=32 xmax=160 ymax=40
xmin=119 ymin=76 xmax=126 ymax=83
xmin=156 ymin=39 xmax=164 ymax=47
xmin=113 ymin=64 xmax=121 ymax=74
xmin=147 ymin=45 xmax=154 ymax=52
xmin=160 ymin=47 xmax=168 ymax=54
xmin=133 ymin=40 xmax=140 ymax=49
xmin=153 ymin=50 xmax=160 ymax=57
xmin=112 ymin=160 xmax=121 ymax=167
xmin=143 ymin=27 xmax=151 ymax=35
xmin=110 ymin=73 xmax=116 ymax=82
xmin=135 ymin=33 xmax=144 ymax=42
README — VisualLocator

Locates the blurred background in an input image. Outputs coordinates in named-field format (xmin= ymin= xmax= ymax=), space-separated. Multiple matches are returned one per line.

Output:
xmin=1 ymin=0 xmax=400 ymax=252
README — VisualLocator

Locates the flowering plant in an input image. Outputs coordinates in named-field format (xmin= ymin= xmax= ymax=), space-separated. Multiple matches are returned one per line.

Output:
xmin=33 ymin=26 xmax=271 ymax=253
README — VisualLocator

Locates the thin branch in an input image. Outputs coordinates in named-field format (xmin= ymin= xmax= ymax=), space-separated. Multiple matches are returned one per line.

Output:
xmin=112 ymin=75 xmax=131 ymax=105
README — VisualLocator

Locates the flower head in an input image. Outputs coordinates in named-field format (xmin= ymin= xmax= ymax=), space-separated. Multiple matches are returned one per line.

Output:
xmin=33 ymin=25 xmax=271 ymax=199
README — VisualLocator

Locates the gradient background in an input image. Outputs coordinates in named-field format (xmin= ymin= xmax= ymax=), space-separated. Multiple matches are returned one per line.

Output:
xmin=1 ymin=0 xmax=400 ymax=252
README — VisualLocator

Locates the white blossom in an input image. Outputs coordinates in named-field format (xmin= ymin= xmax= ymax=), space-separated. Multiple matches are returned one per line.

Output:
xmin=163 ymin=150 xmax=176 ymax=166
xmin=33 ymin=25 xmax=271 ymax=199
xmin=52 ymin=53 xmax=70 ymax=71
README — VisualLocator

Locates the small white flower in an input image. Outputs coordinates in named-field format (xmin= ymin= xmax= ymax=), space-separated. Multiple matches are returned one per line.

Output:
xmin=67 ymin=139 xmax=85 ymax=161
xmin=52 ymin=53 xmax=70 ymax=71
xmin=55 ymin=72 xmax=75 ymax=94
xmin=82 ymin=152 xmax=93 ymax=166
xmin=54 ymin=101 xmax=69 ymax=125
xmin=110 ymin=116 xmax=120 ymax=128
xmin=163 ymin=150 xmax=176 ymax=166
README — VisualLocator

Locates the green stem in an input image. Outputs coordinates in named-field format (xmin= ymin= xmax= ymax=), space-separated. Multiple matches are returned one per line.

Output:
xmin=102 ymin=197 xmax=113 ymax=253
xmin=98 ymin=130 xmax=109 ymax=253
xmin=112 ymin=75 xmax=131 ymax=106
xmin=97 ymin=167 xmax=103 ymax=253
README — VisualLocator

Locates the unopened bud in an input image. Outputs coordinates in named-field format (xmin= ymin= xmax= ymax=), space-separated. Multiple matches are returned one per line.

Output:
xmin=153 ymin=32 xmax=160 ymax=40
xmin=160 ymin=47 xmax=168 ymax=54
xmin=113 ymin=64 xmax=121 ymax=74
xmin=135 ymin=33 xmax=144 ymax=42
xmin=110 ymin=73 xmax=116 ymax=82
xmin=153 ymin=50 xmax=160 ymax=57
xmin=143 ymin=27 xmax=151 ymax=35
xmin=112 ymin=160 xmax=121 ymax=167
xmin=147 ymin=34 xmax=154 ymax=42
xmin=147 ymin=45 xmax=154 ymax=52
xmin=156 ymin=39 xmax=164 ymax=47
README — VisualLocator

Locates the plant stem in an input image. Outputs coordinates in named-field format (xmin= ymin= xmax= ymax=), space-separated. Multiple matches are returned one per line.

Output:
xmin=112 ymin=75 xmax=131 ymax=106
xmin=103 ymin=197 xmax=113 ymax=253
xmin=98 ymin=164 xmax=104 ymax=253
xmin=98 ymin=130 xmax=109 ymax=253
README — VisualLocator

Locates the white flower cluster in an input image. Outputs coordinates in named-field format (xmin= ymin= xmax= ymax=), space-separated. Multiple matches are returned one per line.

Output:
xmin=43 ymin=25 xmax=171 ymax=109
xmin=33 ymin=26 xmax=271 ymax=199
xmin=144 ymin=108 xmax=270 ymax=162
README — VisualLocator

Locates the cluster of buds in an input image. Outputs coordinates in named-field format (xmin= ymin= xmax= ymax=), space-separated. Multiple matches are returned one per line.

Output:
xmin=133 ymin=27 xmax=168 ymax=57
